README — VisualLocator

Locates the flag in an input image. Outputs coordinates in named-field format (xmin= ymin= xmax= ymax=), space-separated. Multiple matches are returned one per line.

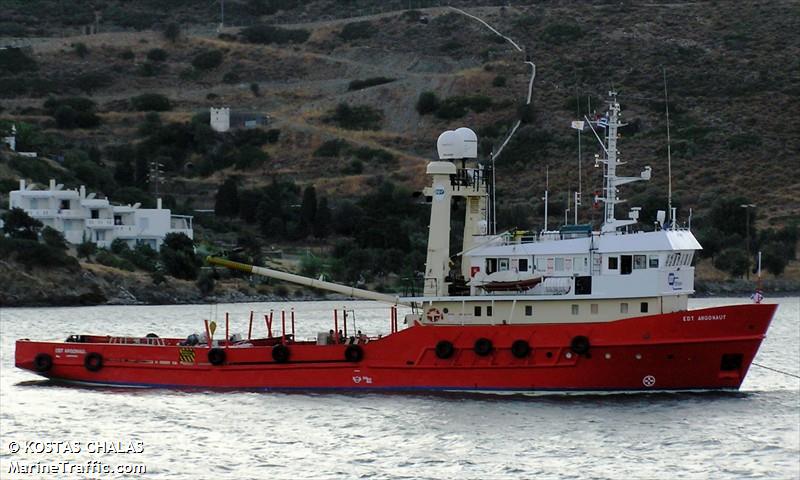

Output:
xmin=571 ymin=120 xmax=585 ymax=130
xmin=596 ymin=114 xmax=609 ymax=128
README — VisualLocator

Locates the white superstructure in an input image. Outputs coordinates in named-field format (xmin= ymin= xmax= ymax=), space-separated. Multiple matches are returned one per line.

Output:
xmin=8 ymin=179 xmax=193 ymax=251
xmin=405 ymin=95 xmax=701 ymax=324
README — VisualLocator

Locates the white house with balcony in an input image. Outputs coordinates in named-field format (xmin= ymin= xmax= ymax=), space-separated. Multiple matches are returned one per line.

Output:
xmin=8 ymin=179 xmax=193 ymax=251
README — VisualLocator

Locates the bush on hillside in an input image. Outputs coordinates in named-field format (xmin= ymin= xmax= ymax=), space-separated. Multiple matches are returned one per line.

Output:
xmin=240 ymin=25 xmax=310 ymax=44
xmin=541 ymin=23 xmax=584 ymax=44
xmin=0 ymin=237 xmax=79 ymax=271
xmin=0 ymin=48 xmax=37 ymax=75
xmin=147 ymin=48 xmax=168 ymax=62
xmin=325 ymin=103 xmax=382 ymax=130
xmin=339 ymin=21 xmax=375 ymax=41
xmin=416 ymin=91 xmax=439 ymax=115
xmin=192 ymin=50 xmax=224 ymax=70
xmin=130 ymin=93 xmax=171 ymax=111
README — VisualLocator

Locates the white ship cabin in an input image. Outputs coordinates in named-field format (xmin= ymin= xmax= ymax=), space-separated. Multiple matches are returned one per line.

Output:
xmin=8 ymin=179 xmax=193 ymax=251
xmin=405 ymin=94 xmax=703 ymax=324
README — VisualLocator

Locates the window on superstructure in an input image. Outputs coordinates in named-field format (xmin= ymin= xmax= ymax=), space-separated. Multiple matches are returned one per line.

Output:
xmin=640 ymin=302 xmax=649 ymax=313
xmin=499 ymin=259 xmax=509 ymax=271
xmin=571 ymin=304 xmax=579 ymax=315
xmin=487 ymin=306 xmax=493 ymax=317
xmin=90 ymin=209 xmax=99 ymax=219
xmin=591 ymin=304 xmax=599 ymax=315
xmin=518 ymin=258 xmax=529 ymax=272
xmin=649 ymin=256 xmax=659 ymax=268
xmin=486 ymin=258 xmax=497 ymax=274
xmin=634 ymin=255 xmax=647 ymax=269
xmin=608 ymin=257 xmax=618 ymax=270
xmin=474 ymin=306 xmax=481 ymax=317
xmin=60 ymin=200 xmax=69 ymax=210
xmin=525 ymin=305 xmax=533 ymax=316
xmin=620 ymin=303 xmax=629 ymax=313
xmin=555 ymin=257 xmax=564 ymax=271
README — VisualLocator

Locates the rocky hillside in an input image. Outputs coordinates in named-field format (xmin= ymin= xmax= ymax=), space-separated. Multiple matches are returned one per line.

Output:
xmin=1 ymin=0 xmax=798 ymax=304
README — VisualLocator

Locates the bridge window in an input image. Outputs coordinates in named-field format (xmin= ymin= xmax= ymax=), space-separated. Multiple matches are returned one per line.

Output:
xmin=486 ymin=306 xmax=493 ymax=317
xmin=620 ymin=303 xmax=629 ymax=313
xmin=634 ymin=255 xmax=647 ymax=269
xmin=608 ymin=256 xmax=619 ymax=270
xmin=486 ymin=258 xmax=497 ymax=274
xmin=60 ymin=199 xmax=70 ymax=210
xmin=640 ymin=302 xmax=649 ymax=313
xmin=499 ymin=259 xmax=509 ymax=271
xmin=518 ymin=258 xmax=529 ymax=272
xmin=474 ymin=306 xmax=481 ymax=317
xmin=649 ymin=256 xmax=660 ymax=268
xmin=525 ymin=305 xmax=533 ymax=316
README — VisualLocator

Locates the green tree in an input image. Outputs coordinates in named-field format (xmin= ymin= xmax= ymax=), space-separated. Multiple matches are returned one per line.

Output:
xmin=298 ymin=185 xmax=317 ymax=237
xmin=163 ymin=23 xmax=181 ymax=43
xmin=77 ymin=241 xmax=97 ymax=260
xmin=314 ymin=197 xmax=331 ymax=238
xmin=160 ymin=233 xmax=199 ymax=280
xmin=196 ymin=270 xmax=215 ymax=296
xmin=215 ymin=177 xmax=240 ymax=217
xmin=714 ymin=247 xmax=749 ymax=277
xmin=761 ymin=242 xmax=789 ymax=276
xmin=192 ymin=50 xmax=224 ymax=70
xmin=41 ymin=226 xmax=67 ymax=250
xmin=416 ymin=91 xmax=439 ymax=115
xmin=73 ymin=42 xmax=89 ymax=58
xmin=2 ymin=208 xmax=42 ymax=240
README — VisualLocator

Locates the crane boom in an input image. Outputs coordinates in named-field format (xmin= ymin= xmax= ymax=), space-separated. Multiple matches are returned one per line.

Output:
xmin=206 ymin=256 xmax=403 ymax=305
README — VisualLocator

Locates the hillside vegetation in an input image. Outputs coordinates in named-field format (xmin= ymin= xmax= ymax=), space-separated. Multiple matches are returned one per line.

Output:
xmin=0 ymin=0 xmax=798 ymax=300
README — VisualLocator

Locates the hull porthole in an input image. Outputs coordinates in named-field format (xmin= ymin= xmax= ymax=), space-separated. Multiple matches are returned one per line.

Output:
xmin=207 ymin=348 xmax=226 ymax=366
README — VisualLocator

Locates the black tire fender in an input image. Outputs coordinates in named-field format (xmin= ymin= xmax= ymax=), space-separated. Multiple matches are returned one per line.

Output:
xmin=84 ymin=352 xmax=104 ymax=372
xmin=570 ymin=335 xmax=591 ymax=355
xmin=474 ymin=338 xmax=493 ymax=356
xmin=511 ymin=339 xmax=531 ymax=358
xmin=207 ymin=348 xmax=226 ymax=366
xmin=34 ymin=353 xmax=53 ymax=372
xmin=435 ymin=340 xmax=455 ymax=359
xmin=272 ymin=344 xmax=290 ymax=363
xmin=345 ymin=345 xmax=364 ymax=362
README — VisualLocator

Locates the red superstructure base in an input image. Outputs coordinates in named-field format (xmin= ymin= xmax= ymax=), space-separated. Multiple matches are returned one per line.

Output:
xmin=15 ymin=304 xmax=776 ymax=392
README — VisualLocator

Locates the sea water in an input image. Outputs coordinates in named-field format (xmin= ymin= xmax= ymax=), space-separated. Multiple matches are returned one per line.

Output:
xmin=1 ymin=297 xmax=798 ymax=479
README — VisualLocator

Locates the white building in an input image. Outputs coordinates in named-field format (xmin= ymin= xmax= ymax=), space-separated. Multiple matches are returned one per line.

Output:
xmin=210 ymin=107 xmax=230 ymax=132
xmin=8 ymin=179 xmax=193 ymax=251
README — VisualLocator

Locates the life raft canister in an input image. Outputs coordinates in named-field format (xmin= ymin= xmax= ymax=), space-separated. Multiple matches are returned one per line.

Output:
xmin=84 ymin=352 xmax=103 ymax=372
xmin=272 ymin=344 xmax=290 ymax=363
xmin=34 ymin=353 xmax=53 ymax=372
xmin=426 ymin=307 xmax=444 ymax=323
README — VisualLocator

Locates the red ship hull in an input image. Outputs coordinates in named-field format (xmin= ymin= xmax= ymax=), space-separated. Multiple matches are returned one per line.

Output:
xmin=15 ymin=303 xmax=776 ymax=392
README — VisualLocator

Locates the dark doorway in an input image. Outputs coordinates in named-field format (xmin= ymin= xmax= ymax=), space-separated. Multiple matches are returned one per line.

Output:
xmin=621 ymin=255 xmax=633 ymax=275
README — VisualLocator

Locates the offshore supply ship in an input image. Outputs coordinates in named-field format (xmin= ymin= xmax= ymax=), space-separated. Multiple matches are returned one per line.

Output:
xmin=15 ymin=95 xmax=777 ymax=392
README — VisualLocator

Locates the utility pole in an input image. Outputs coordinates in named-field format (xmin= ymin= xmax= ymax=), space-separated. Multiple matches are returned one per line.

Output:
xmin=740 ymin=203 xmax=756 ymax=280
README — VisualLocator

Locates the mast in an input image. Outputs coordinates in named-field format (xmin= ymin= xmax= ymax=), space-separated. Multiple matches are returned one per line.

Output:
xmin=588 ymin=93 xmax=652 ymax=233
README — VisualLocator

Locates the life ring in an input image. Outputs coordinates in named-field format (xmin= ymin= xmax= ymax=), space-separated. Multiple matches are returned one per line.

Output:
xmin=207 ymin=348 xmax=226 ymax=366
xmin=84 ymin=352 xmax=103 ymax=372
xmin=426 ymin=307 xmax=444 ymax=323
xmin=435 ymin=340 xmax=455 ymax=359
xmin=570 ymin=335 xmax=590 ymax=355
xmin=474 ymin=338 xmax=493 ymax=356
xmin=511 ymin=339 xmax=531 ymax=358
xmin=272 ymin=344 xmax=290 ymax=363
xmin=34 ymin=353 xmax=53 ymax=372
xmin=345 ymin=345 xmax=364 ymax=362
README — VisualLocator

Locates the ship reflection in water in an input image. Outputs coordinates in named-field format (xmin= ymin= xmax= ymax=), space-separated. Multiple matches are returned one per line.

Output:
xmin=1 ymin=298 xmax=798 ymax=479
